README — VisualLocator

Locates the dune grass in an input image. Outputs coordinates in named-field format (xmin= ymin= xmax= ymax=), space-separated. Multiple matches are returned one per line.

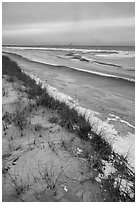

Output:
xmin=2 ymin=55 xmax=135 ymax=202
xmin=2 ymin=56 xmax=44 ymax=99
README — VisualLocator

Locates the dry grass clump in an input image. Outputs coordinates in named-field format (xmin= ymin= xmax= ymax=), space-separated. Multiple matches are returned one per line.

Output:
xmin=2 ymin=55 xmax=135 ymax=202
xmin=8 ymin=172 xmax=30 ymax=197
xmin=48 ymin=116 xmax=59 ymax=124
xmin=3 ymin=56 xmax=44 ymax=99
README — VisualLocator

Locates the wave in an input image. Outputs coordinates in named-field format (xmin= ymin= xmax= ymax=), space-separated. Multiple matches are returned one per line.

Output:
xmin=108 ymin=113 xmax=135 ymax=129
xmin=93 ymin=60 xmax=122 ymax=68
xmin=3 ymin=46 xmax=135 ymax=57
xmin=59 ymin=53 xmax=135 ymax=71
xmin=2 ymin=50 xmax=135 ymax=83
xmin=93 ymin=60 xmax=135 ymax=71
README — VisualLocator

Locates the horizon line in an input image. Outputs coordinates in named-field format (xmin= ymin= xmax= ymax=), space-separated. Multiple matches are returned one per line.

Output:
xmin=2 ymin=44 xmax=135 ymax=47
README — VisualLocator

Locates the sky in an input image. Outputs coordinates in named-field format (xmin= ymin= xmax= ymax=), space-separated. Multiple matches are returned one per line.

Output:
xmin=2 ymin=2 xmax=135 ymax=46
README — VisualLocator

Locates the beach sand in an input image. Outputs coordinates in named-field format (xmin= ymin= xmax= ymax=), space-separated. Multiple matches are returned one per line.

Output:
xmin=3 ymin=52 xmax=135 ymax=140
xmin=2 ymin=75 xmax=103 ymax=202
xmin=2 ymin=54 xmax=135 ymax=201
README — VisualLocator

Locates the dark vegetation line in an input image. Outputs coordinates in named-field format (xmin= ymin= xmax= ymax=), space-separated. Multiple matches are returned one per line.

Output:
xmin=2 ymin=55 xmax=135 ymax=202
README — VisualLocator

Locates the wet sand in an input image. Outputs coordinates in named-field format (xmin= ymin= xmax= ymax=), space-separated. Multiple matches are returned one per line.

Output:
xmin=2 ymin=48 xmax=135 ymax=81
xmin=3 ymin=52 xmax=135 ymax=138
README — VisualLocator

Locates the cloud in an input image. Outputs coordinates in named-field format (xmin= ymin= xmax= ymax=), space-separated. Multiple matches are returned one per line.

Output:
xmin=3 ymin=17 xmax=134 ymax=35
xmin=3 ymin=16 xmax=135 ymax=46
xmin=3 ymin=21 xmax=74 ymax=36
xmin=2 ymin=2 xmax=134 ymax=45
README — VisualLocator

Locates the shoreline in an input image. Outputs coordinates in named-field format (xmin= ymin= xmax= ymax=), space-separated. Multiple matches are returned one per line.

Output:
xmin=3 ymin=52 xmax=135 ymax=125
xmin=23 ymin=68 xmax=135 ymax=168
xmin=2 ymin=55 xmax=135 ymax=201
xmin=2 ymin=53 xmax=135 ymax=166
xmin=2 ymin=50 xmax=135 ymax=82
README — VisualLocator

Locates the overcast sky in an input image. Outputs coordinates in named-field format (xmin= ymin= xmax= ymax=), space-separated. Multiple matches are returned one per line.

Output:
xmin=2 ymin=2 xmax=135 ymax=46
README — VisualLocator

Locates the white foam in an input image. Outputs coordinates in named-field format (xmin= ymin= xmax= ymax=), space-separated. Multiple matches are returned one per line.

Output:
xmin=3 ymin=46 xmax=135 ymax=57
xmin=21 ymin=70 xmax=135 ymax=168
xmin=120 ymin=119 xmax=135 ymax=129
xmin=108 ymin=113 xmax=135 ymax=129
xmin=3 ymin=49 xmax=135 ymax=83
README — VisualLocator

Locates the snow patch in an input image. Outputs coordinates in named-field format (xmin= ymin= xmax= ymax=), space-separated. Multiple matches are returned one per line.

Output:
xmin=108 ymin=113 xmax=135 ymax=129
xmin=21 ymin=70 xmax=135 ymax=167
